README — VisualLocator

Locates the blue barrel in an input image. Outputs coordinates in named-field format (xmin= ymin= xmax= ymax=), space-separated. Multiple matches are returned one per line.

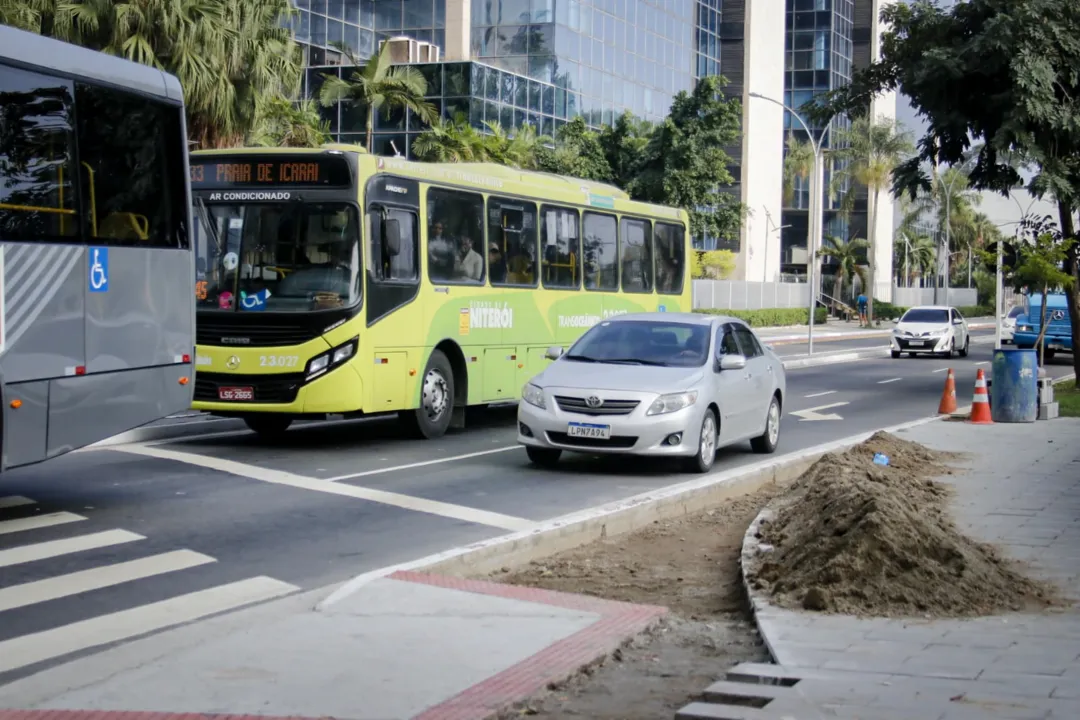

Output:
xmin=990 ymin=348 xmax=1038 ymax=422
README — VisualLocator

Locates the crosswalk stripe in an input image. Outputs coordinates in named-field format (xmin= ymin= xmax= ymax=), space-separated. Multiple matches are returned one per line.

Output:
xmin=0 ymin=512 xmax=85 ymax=536
xmin=0 ymin=576 xmax=299 ymax=674
xmin=0 ymin=496 xmax=35 ymax=510
xmin=0 ymin=550 xmax=217 ymax=612
xmin=0 ymin=530 xmax=145 ymax=569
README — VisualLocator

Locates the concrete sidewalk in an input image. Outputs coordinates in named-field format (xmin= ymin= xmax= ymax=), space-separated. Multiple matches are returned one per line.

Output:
xmin=0 ymin=572 xmax=664 ymax=720
xmin=757 ymin=317 xmax=995 ymax=345
xmin=707 ymin=417 xmax=1080 ymax=720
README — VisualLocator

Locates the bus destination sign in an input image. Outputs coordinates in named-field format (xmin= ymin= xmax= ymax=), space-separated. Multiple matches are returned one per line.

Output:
xmin=189 ymin=156 xmax=351 ymax=190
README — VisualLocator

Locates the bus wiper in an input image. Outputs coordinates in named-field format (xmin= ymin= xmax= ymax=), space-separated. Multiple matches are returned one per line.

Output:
xmin=564 ymin=353 xmax=599 ymax=362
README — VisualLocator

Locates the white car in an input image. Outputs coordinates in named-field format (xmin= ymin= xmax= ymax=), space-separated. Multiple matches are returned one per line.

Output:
xmin=517 ymin=313 xmax=787 ymax=474
xmin=1001 ymin=305 xmax=1025 ymax=344
xmin=890 ymin=305 xmax=970 ymax=358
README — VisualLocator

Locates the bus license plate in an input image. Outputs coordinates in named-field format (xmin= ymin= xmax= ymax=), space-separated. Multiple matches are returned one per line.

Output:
xmin=567 ymin=422 xmax=610 ymax=439
xmin=1049 ymin=343 xmax=1064 ymax=350
xmin=219 ymin=386 xmax=254 ymax=401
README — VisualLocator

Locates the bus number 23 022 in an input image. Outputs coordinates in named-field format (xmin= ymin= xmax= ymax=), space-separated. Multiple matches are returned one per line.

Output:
xmin=260 ymin=355 xmax=300 ymax=368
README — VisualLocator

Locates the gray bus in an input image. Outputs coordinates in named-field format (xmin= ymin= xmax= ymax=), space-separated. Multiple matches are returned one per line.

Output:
xmin=0 ymin=25 xmax=195 ymax=471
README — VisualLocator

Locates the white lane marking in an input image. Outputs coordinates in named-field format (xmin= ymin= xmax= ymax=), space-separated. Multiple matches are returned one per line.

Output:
xmin=0 ymin=576 xmax=298 ymax=674
xmin=932 ymin=367 xmax=950 ymax=373
xmin=0 ymin=530 xmax=145 ymax=569
xmin=115 ymin=445 xmax=534 ymax=532
xmin=0 ymin=512 xmax=85 ymax=536
xmin=0 ymin=496 xmax=35 ymax=509
xmin=975 ymin=361 xmax=989 ymax=366
xmin=877 ymin=377 xmax=903 ymax=384
xmin=803 ymin=391 xmax=836 ymax=398
xmin=0 ymin=550 xmax=215 ymax=612
xmin=789 ymin=401 xmax=849 ymax=421
xmin=325 ymin=446 xmax=521 ymax=482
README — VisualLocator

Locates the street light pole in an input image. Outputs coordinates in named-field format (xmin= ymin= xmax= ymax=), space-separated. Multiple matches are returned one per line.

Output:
xmin=749 ymin=92 xmax=835 ymax=355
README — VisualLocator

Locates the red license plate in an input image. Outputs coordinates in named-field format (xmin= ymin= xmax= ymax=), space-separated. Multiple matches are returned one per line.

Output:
xmin=218 ymin=386 xmax=254 ymax=401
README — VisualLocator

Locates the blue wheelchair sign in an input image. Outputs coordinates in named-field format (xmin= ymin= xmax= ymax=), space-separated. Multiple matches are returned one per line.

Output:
xmin=88 ymin=247 xmax=109 ymax=293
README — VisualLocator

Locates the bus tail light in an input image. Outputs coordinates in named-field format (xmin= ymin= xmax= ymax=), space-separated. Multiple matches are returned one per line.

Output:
xmin=306 ymin=336 xmax=359 ymax=381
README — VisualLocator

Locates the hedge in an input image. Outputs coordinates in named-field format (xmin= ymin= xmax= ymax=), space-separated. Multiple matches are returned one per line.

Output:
xmin=694 ymin=307 xmax=828 ymax=327
xmin=870 ymin=301 xmax=995 ymax=322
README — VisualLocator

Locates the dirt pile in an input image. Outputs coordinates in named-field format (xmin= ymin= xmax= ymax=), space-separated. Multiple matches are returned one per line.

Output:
xmin=751 ymin=431 xmax=1060 ymax=618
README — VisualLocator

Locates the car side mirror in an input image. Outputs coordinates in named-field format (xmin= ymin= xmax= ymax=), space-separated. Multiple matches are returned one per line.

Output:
xmin=892 ymin=318 xmax=899 ymax=324
xmin=719 ymin=354 xmax=747 ymax=371
xmin=953 ymin=318 xmax=963 ymax=325
xmin=545 ymin=346 xmax=564 ymax=361
xmin=383 ymin=218 xmax=402 ymax=256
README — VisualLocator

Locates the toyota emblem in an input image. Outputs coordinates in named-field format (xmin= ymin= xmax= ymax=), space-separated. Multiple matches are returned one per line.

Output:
xmin=226 ymin=355 xmax=241 ymax=370
xmin=585 ymin=395 xmax=603 ymax=408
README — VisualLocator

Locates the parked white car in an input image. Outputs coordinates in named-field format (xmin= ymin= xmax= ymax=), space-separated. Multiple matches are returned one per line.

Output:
xmin=517 ymin=313 xmax=787 ymax=473
xmin=1001 ymin=305 xmax=1025 ymax=344
xmin=891 ymin=305 xmax=970 ymax=358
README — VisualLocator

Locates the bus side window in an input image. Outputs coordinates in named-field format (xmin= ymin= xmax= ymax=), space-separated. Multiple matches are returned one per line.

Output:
xmin=583 ymin=211 xmax=618 ymax=291
xmin=540 ymin=205 xmax=580 ymax=289
xmin=655 ymin=222 xmax=686 ymax=295
xmin=620 ymin=217 xmax=652 ymax=293
xmin=488 ymin=196 xmax=537 ymax=287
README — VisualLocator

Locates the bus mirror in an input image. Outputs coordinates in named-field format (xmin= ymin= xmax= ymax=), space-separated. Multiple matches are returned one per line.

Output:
xmin=383 ymin=218 xmax=402 ymax=256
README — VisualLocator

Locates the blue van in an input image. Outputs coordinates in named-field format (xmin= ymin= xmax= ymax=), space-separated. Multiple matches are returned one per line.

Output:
xmin=1013 ymin=293 xmax=1073 ymax=359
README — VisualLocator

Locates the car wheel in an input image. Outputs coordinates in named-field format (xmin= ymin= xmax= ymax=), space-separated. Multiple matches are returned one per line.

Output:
xmin=751 ymin=395 xmax=781 ymax=455
xmin=525 ymin=446 xmax=562 ymax=468
xmin=959 ymin=335 xmax=969 ymax=357
xmin=244 ymin=415 xmax=292 ymax=438
xmin=400 ymin=349 xmax=454 ymax=439
xmin=942 ymin=338 xmax=955 ymax=358
xmin=684 ymin=409 xmax=718 ymax=473
xmin=891 ymin=349 xmax=901 ymax=359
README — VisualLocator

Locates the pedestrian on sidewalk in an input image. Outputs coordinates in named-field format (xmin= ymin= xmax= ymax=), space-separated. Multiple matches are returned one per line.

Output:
xmin=856 ymin=293 xmax=868 ymax=327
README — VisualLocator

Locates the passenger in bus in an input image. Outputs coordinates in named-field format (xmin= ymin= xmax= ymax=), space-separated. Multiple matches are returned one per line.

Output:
xmin=428 ymin=221 xmax=455 ymax=280
xmin=506 ymin=252 xmax=533 ymax=284
xmin=488 ymin=243 xmax=507 ymax=283
xmin=454 ymin=235 xmax=483 ymax=281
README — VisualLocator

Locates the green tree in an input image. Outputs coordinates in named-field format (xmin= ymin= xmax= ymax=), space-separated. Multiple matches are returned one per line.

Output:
xmin=248 ymin=96 xmax=329 ymax=148
xmin=690 ymin=250 xmax=737 ymax=280
xmin=782 ymin=132 xmax=815 ymax=206
xmin=480 ymin=121 xmax=549 ymax=170
xmin=894 ymin=229 xmax=936 ymax=287
xmin=2 ymin=0 xmax=302 ymax=148
xmin=630 ymin=75 xmax=746 ymax=242
xmin=817 ymin=235 xmax=869 ymax=304
xmin=319 ymin=42 xmax=437 ymax=154
xmin=411 ymin=113 xmax=487 ymax=163
xmin=598 ymin=111 xmax=654 ymax=188
xmin=828 ymin=115 xmax=914 ymax=322
xmin=812 ymin=0 xmax=1080 ymax=379
xmin=535 ymin=117 xmax=613 ymax=182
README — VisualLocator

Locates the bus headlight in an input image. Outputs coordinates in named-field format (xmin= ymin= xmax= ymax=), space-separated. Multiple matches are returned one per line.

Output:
xmin=307 ymin=336 xmax=358 ymax=381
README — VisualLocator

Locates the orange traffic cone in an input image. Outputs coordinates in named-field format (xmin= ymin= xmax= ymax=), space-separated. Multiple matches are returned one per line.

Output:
xmin=938 ymin=368 xmax=957 ymax=415
xmin=970 ymin=368 xmax=993 ymax=424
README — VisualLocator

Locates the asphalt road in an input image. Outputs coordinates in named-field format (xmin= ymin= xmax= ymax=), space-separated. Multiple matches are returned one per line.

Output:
xmin=0 ymin=331 xmax=1073 ymax=684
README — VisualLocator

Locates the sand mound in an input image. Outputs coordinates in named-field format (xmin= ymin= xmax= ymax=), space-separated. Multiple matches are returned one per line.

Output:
xmin=751 ymin=431 xmax=1059 ymax=618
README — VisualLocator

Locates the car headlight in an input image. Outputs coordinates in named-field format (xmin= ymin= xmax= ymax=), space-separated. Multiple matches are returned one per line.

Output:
xmin=1018 ymin=324 xmax=1031 ymax=332
xmin=522 ymin=383 xmax=546 ymax=409
xmin=306 ymin=336 xmax=358 ymax=381
xmin=647 ymin=391 xmax=698 ymax=416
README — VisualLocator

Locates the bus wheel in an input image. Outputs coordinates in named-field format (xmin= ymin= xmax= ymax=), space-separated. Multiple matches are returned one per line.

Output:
xmin=244 ymin=415 xmax=292 ymax=438
xmin=402 ymin=349 xmax=454 ymax=439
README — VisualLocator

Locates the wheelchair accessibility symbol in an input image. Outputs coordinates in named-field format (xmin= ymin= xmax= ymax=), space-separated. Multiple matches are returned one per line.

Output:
xmin=88 ymin=247 xmax=109 ymax=293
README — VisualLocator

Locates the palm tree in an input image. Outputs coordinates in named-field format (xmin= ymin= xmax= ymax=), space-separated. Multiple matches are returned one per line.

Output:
xmin=894 ymin=230 xmax=937 ymax=286
xmin=479 ymin=121 xmax=549 ymax=170
xmin=412 ymin=113 xmax=487 ymax=163
xmin=3 ymin=0 xmax=303 ymax=149
xmin=830 ymin=115 xmax=915 ymax=322
xmin=248 ymin=96 xmax=329 ymax=148
xmin=319 ymin=41 xmax=438 ymax=154
xmin=817 ymin=235 xmax=869 ymax=305
xmin=903 ymin=166 xmax=982 ymax=277
xmin=782 ymin=132 xmax=815 ymax=207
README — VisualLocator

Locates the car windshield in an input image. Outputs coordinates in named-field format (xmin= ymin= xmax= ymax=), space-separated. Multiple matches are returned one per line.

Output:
xmin=194 ymin=201 xmax=361 ymax=313
xmin=900 ymin=308 xmax=949 ymax=324
xmin=566 ymin=320 xmax=710 ymax=367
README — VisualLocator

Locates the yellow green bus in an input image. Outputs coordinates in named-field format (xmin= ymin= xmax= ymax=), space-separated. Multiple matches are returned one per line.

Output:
xmin=188 ymin=145 xmax=691 ymax=439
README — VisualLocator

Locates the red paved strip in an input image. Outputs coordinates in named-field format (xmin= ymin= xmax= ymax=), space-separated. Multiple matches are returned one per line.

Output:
xmin=397 ymin=571 xmax=667 ymax=720
xmin=0 ymin=714 xmax=335 ymax=720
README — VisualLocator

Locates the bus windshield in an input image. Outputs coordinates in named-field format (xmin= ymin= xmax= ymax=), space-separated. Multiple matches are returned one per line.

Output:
xmin=195 ymin=202 xmax=361 ymax=313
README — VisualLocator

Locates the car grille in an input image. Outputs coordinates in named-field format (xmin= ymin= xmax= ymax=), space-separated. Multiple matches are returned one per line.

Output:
xmin=896 ymin=338 xmax=937 ymax=350
xmin=194 ymin=371 xmax=305 ymax=404
xmin=546 ymin=431 xmax=638 ymax=449
xmin=196 ymin=317 xmax=321 ymax=348
xmin=554 ymin=396 xmax=640 ymax=416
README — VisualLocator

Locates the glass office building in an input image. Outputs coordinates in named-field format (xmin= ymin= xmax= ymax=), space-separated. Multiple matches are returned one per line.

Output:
xmin=291 ymin=0 xmax=724 ymax=154
xmin=779 ymin=0 xmax=855 ymax=279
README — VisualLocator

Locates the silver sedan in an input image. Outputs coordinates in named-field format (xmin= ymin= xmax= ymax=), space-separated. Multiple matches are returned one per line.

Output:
xmin=517 ymin=312 xmax=787 ymax=473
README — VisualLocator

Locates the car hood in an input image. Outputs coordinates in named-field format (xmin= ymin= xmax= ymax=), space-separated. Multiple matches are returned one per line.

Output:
xmin=537 ymin=360 xmax=704 ymax=394
xmin=895 ymin=322 xmax=952 ymax=335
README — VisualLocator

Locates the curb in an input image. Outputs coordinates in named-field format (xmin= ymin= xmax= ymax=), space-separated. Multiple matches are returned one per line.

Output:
xmin=317 ymin=413 xmax=948 ymax=611
xmin=739 ymin=507 xmax=793 ymax=666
